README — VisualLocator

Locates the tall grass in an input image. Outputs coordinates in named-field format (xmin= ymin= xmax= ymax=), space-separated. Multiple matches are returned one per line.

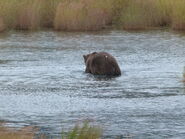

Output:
xmin=0 ymin=0 xmax=19 ymax=29
xmin=62 ymin=122 xmax=102 ymax=139
xmin=0 ymin=17 xmax=5 ymax=32
xmin=54 ymin=0 xmax=114 ymax=31
xmin=117 ymin=0 xmax=172 ymax=30
xmin=16 ymin=0 xmax=43 ymax=30
xmin=0 ymin=122 xmax=102 ymax=139
xmin=0 ymin=0 xmax=61 ymax=30
xmin=171 ymin=0 xmax=185 ymax=30
xmin=1 ymin=0 xmax=185 ymax=31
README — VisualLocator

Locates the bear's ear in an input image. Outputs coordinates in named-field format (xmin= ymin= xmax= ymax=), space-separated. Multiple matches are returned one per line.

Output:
xmin=92 ymin=52 xmax=97 ymax=55
xmin=83 ymin=55 xmax=86 ymax=59
xmin=83 ymin=55 xmax=87 ymax=62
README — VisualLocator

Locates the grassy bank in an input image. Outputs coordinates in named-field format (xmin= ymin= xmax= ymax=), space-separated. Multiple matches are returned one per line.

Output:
xmin=0 ymin=122 xmax=102 ymax=139
xmin=54 ymin=0 xmax=114 ymax=31
xmin=62 ymin=122 xmax=102 ymax=139
xmin=0 ymin=0 xmax=185 ymax=31
xmin=0 ymin=123 xmax=38 ymax=139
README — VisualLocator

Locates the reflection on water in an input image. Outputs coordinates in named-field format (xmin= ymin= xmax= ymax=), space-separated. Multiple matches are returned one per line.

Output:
xmin=0 ymin=30 xmax=185 ymax=138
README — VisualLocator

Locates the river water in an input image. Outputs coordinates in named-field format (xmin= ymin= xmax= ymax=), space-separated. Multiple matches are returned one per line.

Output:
xmin=0 ymin=30 xmax=185 ymax=138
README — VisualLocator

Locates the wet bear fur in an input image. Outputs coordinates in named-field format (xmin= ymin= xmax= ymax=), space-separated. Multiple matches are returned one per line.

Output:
xmin=83 ymin=52 xmax=121 ymax=76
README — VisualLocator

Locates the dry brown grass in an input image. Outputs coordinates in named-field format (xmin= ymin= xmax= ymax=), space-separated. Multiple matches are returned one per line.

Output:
xmin=16 ymin=0 xmax=48 ymax=30
xmin=0 ymin=17 xmax=5 ymax=32
xmin=54 ymin=0 xmax=114 ymax=31
xmin=0 ymin=123 xmax=37 ymax=139
xmin=1 ymin=0 xmax=185 ymax=31
xmin=39 ymin=0 xmax=61 ymax=28
xmin=0 ymin=122 xmax=101 ymax=139
xmin=118 ymin=0 xmax=172 ymax=30
xmin=16 ymin=0 xmax=62 ymax=29
xmin=171 ymin=0 xmax=185 ymax=30
xmin=0 ymin=0 xmax=61 ymax=30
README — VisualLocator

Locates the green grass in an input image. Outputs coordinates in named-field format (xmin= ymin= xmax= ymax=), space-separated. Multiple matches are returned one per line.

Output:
xmin=62 ymin=122 xmax=102 ymax=139
xmin=0 ymin=122 xmax=102 ymax=139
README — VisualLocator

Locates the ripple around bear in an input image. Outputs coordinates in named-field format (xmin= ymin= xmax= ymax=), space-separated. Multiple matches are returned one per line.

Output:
xmin=83 ymin=52 xmax=121 ymax=76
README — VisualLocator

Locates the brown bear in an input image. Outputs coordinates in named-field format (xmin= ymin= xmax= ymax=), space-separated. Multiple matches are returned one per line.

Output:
xmin=83 ymin=52 xmax=121 ymax=76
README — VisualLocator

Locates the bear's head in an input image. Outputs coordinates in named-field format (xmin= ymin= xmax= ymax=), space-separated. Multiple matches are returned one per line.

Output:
xmin=83 ymin=52 xmax=97 ymax=64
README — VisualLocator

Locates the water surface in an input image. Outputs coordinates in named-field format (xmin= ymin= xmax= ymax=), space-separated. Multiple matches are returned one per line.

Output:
xmin=0 ymin=30 xmax=185 ymax=138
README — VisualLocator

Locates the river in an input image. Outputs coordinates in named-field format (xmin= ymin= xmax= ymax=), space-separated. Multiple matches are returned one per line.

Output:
xmin=0 ymin=30 xmax=185 ymax=138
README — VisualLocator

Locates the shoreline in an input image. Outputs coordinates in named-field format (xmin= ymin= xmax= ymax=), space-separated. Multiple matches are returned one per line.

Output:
xmin=1 ymin=0 xmax=185 ymax=32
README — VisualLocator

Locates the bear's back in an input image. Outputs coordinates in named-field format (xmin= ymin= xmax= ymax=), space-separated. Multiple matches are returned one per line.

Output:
xmin=90 ymin=52 xmax=121 ymax=76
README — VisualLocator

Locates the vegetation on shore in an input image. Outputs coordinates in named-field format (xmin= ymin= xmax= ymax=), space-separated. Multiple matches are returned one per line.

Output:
xmin=0 ymin=122 xmax=102 ymax=139
xmin=62 ymin=122 xmax=102 ymax=139
xmin=0 ymin=123 xmax=39 ymax=139
xmin=1 ymin=0 xmax=185 ymax=32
